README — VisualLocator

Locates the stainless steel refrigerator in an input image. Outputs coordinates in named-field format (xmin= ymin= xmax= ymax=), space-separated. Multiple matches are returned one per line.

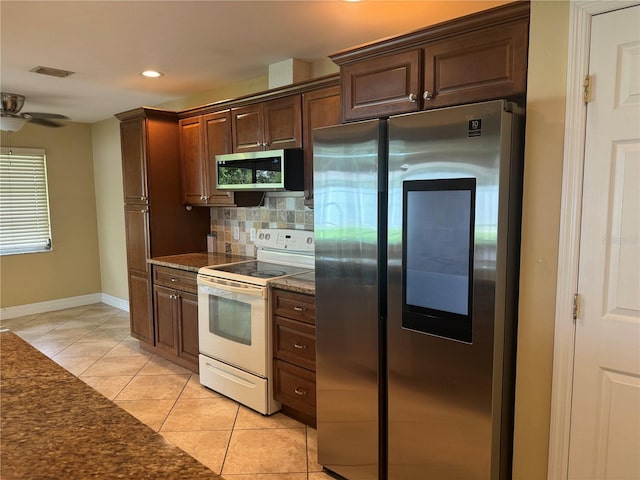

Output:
xmin=313 ymin=100 xmax=524 ymax=480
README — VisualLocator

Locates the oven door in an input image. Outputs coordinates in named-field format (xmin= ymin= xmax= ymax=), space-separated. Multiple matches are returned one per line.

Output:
xmin=197 ymin=275 xmax=268 ymax=377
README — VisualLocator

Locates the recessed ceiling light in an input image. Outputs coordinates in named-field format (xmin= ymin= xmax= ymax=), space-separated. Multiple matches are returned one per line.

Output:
xmin=141 ymin=70 xmax=163 ymax=78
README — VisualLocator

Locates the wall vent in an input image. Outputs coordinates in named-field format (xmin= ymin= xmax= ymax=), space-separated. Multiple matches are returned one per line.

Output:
xmin=29 ymin=66 xmax=75 ymax=78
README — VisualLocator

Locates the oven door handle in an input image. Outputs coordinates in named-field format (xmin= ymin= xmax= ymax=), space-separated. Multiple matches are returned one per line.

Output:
xmin=198 ymin=278 xmax=267 ymax=299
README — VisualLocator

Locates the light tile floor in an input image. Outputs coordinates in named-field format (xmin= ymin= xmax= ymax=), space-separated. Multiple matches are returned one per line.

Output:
xmin=2 ymin=303 xmax=334 ymax=480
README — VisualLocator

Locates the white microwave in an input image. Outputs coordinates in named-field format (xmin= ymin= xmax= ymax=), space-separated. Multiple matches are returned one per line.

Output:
xmin=215 ymin=148 xmax=304 ymax=191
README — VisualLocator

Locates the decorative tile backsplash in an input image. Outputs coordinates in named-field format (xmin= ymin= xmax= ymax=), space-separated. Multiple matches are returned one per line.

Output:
xmin=210 ymin=194 xmax=313 ymax=256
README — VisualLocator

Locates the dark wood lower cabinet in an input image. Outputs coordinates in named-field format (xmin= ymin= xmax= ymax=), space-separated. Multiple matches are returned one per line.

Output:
xmin=150 ymin=266 xmax=199 ymax=372
xmin=272 ymin=288 xmax=316 ymax=426
xmin=177 ymin=291 xmax=199 ymax=366
xmin=153 ymin=285 xmax=179 ymax=355
xmin=128 ymin=272 xmax=153 ymax=344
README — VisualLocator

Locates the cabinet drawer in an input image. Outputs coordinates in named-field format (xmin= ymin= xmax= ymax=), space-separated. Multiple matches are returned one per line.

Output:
xmin=272 ymin=289 xmax=315 ymax=324
xmin=274 ymin=359 xmax=316 ymax=416
xmin=274 ymin=316 xmax=316 ymax=371
xmin=153 ymin=266 xmax=197 ymax=293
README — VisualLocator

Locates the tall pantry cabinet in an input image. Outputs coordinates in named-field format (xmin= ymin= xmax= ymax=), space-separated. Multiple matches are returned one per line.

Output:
xmin=116 ymin=108 xmax=210 ymax=345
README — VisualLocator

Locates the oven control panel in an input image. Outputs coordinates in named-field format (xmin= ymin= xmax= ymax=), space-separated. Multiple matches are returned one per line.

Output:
xmin=255 ymin=228 xmax=314 ymax=251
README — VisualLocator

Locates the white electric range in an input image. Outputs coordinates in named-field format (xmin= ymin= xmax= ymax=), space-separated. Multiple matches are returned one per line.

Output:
xmin=197 ymin=228 xmax=314 ymax=414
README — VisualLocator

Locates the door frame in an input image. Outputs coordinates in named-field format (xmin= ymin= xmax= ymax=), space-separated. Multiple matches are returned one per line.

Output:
xmin=547 ymin=1 xmax=640 ymax=478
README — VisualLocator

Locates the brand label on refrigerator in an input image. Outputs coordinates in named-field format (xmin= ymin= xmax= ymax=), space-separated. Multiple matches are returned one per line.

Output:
xmin=468 ymin=119 xmax=482 ymax=137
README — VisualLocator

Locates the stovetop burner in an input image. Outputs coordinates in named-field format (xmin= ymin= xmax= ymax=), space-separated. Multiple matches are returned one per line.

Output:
xmin=198 ymin=229 xmax=314 ymax=286
xmin=249 ymin=269 xmax=287 ymax=279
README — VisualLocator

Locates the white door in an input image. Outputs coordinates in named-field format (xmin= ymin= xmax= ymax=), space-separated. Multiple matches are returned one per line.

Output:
xmin=568 ymin=5 xmax=640 ymax=480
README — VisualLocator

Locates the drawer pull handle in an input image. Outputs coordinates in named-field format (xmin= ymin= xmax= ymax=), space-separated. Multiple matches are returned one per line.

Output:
xmin=293 ymin=306 xmax=305 ymax=312
xmin=170 ymin=278 xmax=177 ymax=282
xmin=294 ymin=343 xmax=307 ymax=350
xmin=294 ymin=388 xmax=307 ymax=396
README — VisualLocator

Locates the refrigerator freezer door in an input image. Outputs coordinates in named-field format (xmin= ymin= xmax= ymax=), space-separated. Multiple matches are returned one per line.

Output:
xmin=387 ymin=100 xmax=522 ymax=480
xmin=314 ymin=119 xmax=385 ymax=480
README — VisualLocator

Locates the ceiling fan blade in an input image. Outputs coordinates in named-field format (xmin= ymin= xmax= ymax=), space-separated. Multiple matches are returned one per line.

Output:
xmin=27 ymin=117 xmax=65 ymax=128
xmin=23 ymin=112 xmax=69 ymax=120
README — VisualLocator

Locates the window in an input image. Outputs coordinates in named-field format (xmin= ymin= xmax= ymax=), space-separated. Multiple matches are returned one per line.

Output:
xmin=0 ymin=148 xmax=53 ymax=255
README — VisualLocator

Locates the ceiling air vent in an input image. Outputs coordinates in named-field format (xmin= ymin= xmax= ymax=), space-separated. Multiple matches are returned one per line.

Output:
xmin=29 ymin=66 xmax=75 ymax=78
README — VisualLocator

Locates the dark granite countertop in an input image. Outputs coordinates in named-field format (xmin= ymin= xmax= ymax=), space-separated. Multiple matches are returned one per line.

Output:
xmin=270 ymin=271 xmax=315 ymax=295
xmin=0 ymin=330 xmax=220 ymax=479
xmin=148 ymin=252 xmax=252 ymax=273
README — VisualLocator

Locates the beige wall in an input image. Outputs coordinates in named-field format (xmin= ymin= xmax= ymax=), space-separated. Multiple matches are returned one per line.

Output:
xmin=512 ymin=1 xmax=569 ymax=478
xmin=159 ymin=75 xmax=270 ymax=112
xmin=0 ymin=123 xmax=101 ymax=307
xmin=91 ymin=117 xmax=128 ymax=301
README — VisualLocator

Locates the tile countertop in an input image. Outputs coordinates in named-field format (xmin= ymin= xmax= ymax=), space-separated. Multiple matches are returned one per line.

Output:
xmin=270 ymin=271 xmax=316 ymax=296
xmin=148 ymin=252 xmax=252 ymax=272
xmin=0 ymin=330 xmax=220 ymax=480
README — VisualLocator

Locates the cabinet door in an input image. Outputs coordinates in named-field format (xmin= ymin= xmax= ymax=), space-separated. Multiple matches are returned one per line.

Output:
xmin=129 ymin=271 xmax=153 ymax=344
xmin=177 ymin=291 xmax=199 ymax=366
xmin=231 ymin=104 xmax=264 ymax=153
xmin=153 ymin=285 xmax=178 ymax=355
xmin=302 ymin=86 xmax=341 ymax=203
xmin=120 ymin=117 xmax=148 ymax=204
xmin=179 ymin=116 xmax=206 ymax=205
xmin=263 ymin=95 xmax=302 ymax=150
xmin=124 ymin=204 xmax=150 ymax=274
xmin=423 ymin=20 xmax=529 ymax=109
xmin=203 ymin=110 xmax=235 ymax=206
xmin=341 ymin=50 xmax=421 ymax=122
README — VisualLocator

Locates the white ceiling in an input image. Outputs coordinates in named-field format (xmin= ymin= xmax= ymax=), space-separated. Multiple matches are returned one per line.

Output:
xmin=0 ymin=0 xmax=509 ymax=124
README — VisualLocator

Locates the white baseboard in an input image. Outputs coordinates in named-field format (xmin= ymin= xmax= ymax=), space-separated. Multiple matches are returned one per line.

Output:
xmin=101 ymin=293 xmax=129 ymax=312
xmin=0 ymin=293 xmax=129 ymax=320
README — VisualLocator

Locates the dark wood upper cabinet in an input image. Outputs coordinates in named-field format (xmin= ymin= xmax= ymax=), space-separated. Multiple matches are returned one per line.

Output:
xmin=263 ymin=95 xmax=302 ymax=149
xmin=340 ymin=50 xmax=421 ymax=122
xmin=331 ymin=1 xmax=530 ymax=121
xmin=203 ymin=111 xmax=235 ymax=205
xmin=302 ymin=85 xmax=341 ymax=204
xmin=423 ymin=19 xmax=529 ymax=109
xmin=232 ymin=95 xmax=302 ymax=153
xmin=179 ymin=116 xmax=205 ymax=205
xmin=120 ymin=118 xmax=148 ymax=204
xmin=179 ymin=110 xmax=235 ymax=206
xmin=231 ymin=104 xmax=264 ymax=153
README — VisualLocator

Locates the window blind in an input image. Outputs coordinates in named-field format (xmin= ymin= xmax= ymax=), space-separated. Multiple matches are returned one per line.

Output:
xmin=0 ymin=147 xmax=52 ymax=255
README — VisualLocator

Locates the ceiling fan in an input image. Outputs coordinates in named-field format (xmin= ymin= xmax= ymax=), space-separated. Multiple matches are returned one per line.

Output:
xmin=0 ymin=92 xmax=69 ymax=132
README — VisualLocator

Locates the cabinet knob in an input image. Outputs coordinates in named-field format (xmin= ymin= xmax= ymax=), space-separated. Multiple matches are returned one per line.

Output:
xmin=423 ymin=91 xmax=433 ymax=101
xmin=294 ymin=388 xmax=307 ymax=396
xmin=408 ymin=93 xmax=417 ymax=103
xmin=170 ymin=278 xmax=177 ymax=282
xmin=140 ymin=209 xmax=147 ymax=213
